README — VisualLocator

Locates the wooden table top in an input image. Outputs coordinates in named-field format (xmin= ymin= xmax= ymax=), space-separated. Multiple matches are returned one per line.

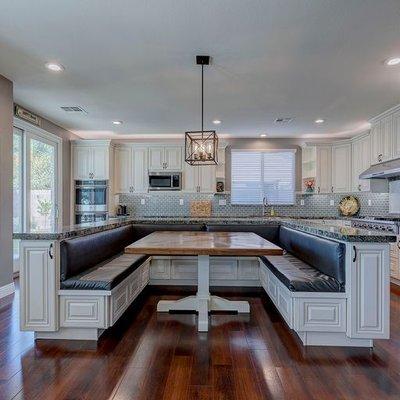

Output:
xmin=125 ymin=231 xmax=283 ymax=256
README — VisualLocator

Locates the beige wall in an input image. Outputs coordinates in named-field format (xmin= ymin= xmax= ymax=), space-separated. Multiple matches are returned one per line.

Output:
xmin=0 ymin=75 xmax=13 ymax=288
xmin=15 ymin=106 xmax=79 ymax=225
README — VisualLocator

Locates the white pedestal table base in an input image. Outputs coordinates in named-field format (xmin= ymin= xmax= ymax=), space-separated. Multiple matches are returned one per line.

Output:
xmin=157 ymin=255 xmax=250 ymax=332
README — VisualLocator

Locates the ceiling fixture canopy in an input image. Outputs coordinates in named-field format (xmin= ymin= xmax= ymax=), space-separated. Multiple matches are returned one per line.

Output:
xmin=185 ymin=55 xmax=218 ymax=166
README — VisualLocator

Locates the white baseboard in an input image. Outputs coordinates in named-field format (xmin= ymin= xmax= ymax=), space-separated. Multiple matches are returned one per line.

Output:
xmin=35 ymin=328 xmax=105 ymax=341
xmin=0 ymin=282 xmax=15 ymax=299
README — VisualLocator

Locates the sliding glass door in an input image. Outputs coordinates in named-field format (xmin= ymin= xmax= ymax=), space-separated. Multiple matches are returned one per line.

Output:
xmin=13 ymin=124 xmax=61 ymax=272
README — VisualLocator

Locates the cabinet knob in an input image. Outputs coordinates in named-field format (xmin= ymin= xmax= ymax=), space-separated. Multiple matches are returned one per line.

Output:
xmin=331 ymin=186 xmax=334 ymax=193
xmin=358 ymin=184 xmax=362 ymax=191
xmin=378 ymin=154 xmax=383 ymax=162
xmin=317 ymin=186 xmax=320 ymax=194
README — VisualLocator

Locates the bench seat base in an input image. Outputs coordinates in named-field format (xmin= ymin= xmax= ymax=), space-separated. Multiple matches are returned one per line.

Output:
xmin=35 ymin=328 xmax=105 ymax=341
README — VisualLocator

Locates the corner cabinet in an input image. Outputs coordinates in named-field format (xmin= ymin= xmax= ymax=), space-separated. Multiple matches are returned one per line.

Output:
xmin=114 ymin=145 xmax=148 ymax=193
xmin=72 ymin=140 xmax=111 ymax=180
xmin=148 ymin=146 xmax=182 ymax=171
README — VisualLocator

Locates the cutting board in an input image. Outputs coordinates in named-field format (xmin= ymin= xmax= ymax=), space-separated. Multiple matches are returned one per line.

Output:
xmin=190 ymin=200 xmax=212 ymax=217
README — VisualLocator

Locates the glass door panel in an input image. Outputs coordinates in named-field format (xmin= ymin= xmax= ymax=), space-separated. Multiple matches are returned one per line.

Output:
xmin=27 ymin=135 xmax=57 ymax=231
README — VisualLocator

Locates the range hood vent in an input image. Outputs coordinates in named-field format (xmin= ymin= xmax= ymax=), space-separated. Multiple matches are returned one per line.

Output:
xmin=360 ymin=157 xmax=400 ymax=179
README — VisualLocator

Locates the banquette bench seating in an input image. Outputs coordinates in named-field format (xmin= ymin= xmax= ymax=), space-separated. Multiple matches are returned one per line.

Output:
xmin=59 ymin=223 xmax=347 ymax=342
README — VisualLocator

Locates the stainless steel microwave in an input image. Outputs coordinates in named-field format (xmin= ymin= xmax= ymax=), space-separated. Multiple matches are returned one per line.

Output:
xmin=148 ymin=172 xmax=182 ymax=191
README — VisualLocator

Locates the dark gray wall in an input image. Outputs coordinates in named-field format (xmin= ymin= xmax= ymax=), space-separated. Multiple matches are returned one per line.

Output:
xmin=0 ymin=75 xmax=13 ymax=288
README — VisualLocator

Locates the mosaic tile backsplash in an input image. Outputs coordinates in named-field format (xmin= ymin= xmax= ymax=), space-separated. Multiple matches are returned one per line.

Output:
xmin=118 ymin=192 xmax=390 ymax=218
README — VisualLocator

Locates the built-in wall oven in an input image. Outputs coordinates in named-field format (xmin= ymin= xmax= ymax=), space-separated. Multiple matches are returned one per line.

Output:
xmin=148 ymin=172 xmax=182 ymax=191
xmin=75 ymin=180 xmax=108 ymax=224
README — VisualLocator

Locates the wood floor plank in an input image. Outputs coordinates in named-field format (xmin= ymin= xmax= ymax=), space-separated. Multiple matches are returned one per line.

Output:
xmin=0 ymin=283 xmax=399 ymax=399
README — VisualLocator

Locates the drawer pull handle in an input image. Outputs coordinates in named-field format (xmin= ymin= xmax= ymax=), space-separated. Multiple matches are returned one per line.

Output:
xmin=49 ymin=243 xmax=54 ymax=259
xmin=352 ymin=245 xmax=357 ymax=262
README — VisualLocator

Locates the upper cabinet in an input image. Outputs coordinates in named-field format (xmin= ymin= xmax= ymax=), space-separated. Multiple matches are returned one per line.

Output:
xmin=72 ymin=141 xmax=111 ymax=180
xmin=352 ymin=134 xmax=370 ymax=192
xmin=332 ymin=142 xmax=352 ymax=193
xmin=315 ymin=145 xmax=332 ymax=194
xmin=183 ymin=163 xmax=216 ymax=193
xmin=392 ymin=109 xmax=400 ymax=159
xmin=114 ymin=145 xmax=148 ymax=193
xmin=148 ymin=146 xmax=182 ymax=170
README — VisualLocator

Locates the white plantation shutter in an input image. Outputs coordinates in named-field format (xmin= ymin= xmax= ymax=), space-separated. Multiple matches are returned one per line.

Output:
xmin=231 ymin=151 xmax=263 ymax=204
xmin=231 ymin=150 xmax=295 ymax=205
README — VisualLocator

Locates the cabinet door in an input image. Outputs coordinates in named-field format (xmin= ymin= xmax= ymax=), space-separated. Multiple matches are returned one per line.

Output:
xmin=164 ymin=147 xmax=182 ymax=170
xmin=332 ymin=143 xmax=351 ymax=193
xmin=132 ymin=147 xmax=148 ymax=192
xmin=316 ymin=146 xmax=332 ymax=193
xmin=148 ymin=147 xmax=164 ymax=170
xmin=352 ymin=135 xmax=370 ymax=192
xmin=73 ymin=146 xmax=92 ymax=180
xmin=348 ymin=244 xmax=390 ymax=339
xmin=114 ymin=147 xmax=132 ymax=193
xmin=370 ymin=123 xmax=381 ymax=164
xmin=199 ymin=165 xmax=216 ymax=193
xmin=183 ymin=162 xmax=199 ymax=192
xmin=392 ymin=110 xmax=400 ymax=159
xmin=92 ymin=147 xmax=109 ymax=180
xmin=381 ymin=116 xmax=393 ymax=162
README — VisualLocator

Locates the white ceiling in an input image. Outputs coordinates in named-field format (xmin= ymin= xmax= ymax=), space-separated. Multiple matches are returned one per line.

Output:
xmin=0 ymin=0 xmax=400 ymax=139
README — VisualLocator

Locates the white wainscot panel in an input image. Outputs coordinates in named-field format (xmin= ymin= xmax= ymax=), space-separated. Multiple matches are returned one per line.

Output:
xmin=171 ymin=259 xmax=198 ymax=280
xmin=210 ymin=258 xmax=237 ymax=280
xmin=294 ymin=298 xmax=346 ymax=332
xmin=238 ymin=258 xmax=260 ymax=280
xmin=150 ymin=259 xmax=171 ymax=280
xmin=60 ymin=296 xmax=106 ymax=328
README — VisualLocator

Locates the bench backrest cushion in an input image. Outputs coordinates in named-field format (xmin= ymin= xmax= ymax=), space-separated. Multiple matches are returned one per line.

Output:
xmin=278 ymin=226 xmax=345 ymax=284
xmin=206 ymin=224 xmax=280 ymax=245
xmin=60 ymin=225 xmax=135 ymax=281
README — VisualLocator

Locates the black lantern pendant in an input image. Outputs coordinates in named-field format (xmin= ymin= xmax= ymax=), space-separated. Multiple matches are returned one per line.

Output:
xmin=185 ymin=55 xmax=218 ymax=166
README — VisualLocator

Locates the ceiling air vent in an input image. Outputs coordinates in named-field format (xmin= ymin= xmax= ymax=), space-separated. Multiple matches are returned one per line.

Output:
xmin=61 ymin=106 xmax=87 ymax=113
xmin=275 ymin=117 xmax=293 ymax=123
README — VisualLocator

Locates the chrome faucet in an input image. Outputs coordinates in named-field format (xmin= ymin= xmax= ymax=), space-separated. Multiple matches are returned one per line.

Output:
xmin=262 ymin=196 xmax=268 ymax=216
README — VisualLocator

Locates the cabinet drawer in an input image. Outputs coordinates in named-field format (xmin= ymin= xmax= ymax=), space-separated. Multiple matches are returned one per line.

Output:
xmin=277 ymin=287 xmax=293 ymax=328
xmin=267 ymin=274 xmax=278 ymax=303
xmin=60 ymin=295 xmax=106 ymax=328
xmin=210 ymin=258 xmax=237 ymax=280
xmin=294 ymin=298 xmax=346 ymax=332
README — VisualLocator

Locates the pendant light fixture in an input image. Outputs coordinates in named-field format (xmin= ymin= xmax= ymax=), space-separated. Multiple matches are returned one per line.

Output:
xmin=185 ymin=55 xmax=218 ymax=166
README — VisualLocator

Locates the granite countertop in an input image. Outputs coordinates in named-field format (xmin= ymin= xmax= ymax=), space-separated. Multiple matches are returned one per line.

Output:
xmin=12 ymin=216 xmax=397 ymax=243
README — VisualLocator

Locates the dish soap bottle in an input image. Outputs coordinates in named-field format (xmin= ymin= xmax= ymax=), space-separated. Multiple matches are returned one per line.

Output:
xmin=270 ymin=206 xmax=276 ymax=217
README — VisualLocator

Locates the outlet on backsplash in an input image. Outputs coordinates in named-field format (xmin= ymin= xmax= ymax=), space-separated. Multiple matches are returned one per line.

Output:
xmin=330 ymin=199 xmax=334 ymax=206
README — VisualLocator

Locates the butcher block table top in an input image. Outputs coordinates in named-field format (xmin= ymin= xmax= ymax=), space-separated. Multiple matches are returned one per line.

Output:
xmin=125 ymin=231 xmax=283 ymax=256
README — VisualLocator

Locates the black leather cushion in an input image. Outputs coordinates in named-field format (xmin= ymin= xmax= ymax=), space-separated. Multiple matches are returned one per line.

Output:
xmin=206 ymin=224 xmax=280 ymax=244
xmin=278 ymin=226 xmax=345 ymax=285
xmin=61 ymin=253 xmax=149 ymax=290
xmin=131 ymin=223 xmax=206 ymax=242
xmin=60 ymin=225 xmax=135 ymax=281
xmin=260 ymin=254 xmax=343 ymax=292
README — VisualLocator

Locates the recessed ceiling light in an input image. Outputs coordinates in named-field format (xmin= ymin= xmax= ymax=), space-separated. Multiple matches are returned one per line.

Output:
xmin=213 ymin=119 xmax=221 ymax=125
xmin=315 ymin=119 xmax=325 ymax=124
xmin=45 ymin=62 xmax=65 ymax=72
xmin=385 ymin=57 xmax=400 ymax=66
xmin=260 ymin=134 xmax=267 ymax=138
xmin=112 ymin=120 xmax=123 ymax=125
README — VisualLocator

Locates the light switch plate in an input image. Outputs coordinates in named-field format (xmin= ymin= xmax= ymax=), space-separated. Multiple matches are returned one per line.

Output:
xmin=368 ymin=199 xmax=372 ymax=206
xmin=330 ymin=199 xmax=334 ymax=206
xmin=218 ymin=199 xmax=227 ymax=206
xmin=179 ymin=199 xmax=184 ymax=205
xmin=300 ymin=199 xmax=305 ymax=206
xmin=141 ymin=199 xmax=145 ymax=205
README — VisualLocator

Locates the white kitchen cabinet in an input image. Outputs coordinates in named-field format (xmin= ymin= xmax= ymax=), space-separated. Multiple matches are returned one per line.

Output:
xmin=148 ymin=146 xmax=182 ymax=171
xmin=114 ymin=145 xmax=148 ymax=193
xmin=370 ymin=118 xmax=393 ymax=164
xmin=72 ymin=141 xmax=110 ymax=180
xmin=315 ymin=145 xmax=332 ymax=194
xmin=351 ymin=133 xmax=370 ymax=192
xmin=392 ymin=110 xmax=400 ymax=159
xmin=332 ymin=142 xmax=351 ymax=193
xmin=183 ymin=163 xmax=216 ymax=193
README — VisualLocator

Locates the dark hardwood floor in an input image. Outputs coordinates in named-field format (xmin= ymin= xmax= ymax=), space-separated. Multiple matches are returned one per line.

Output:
xmin=0 ymin=283 xmax=400 ymax=400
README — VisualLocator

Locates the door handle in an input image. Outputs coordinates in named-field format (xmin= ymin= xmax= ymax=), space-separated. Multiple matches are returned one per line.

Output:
xmin=49 ymin=243 xmax=54 ymax=259
xmin=352 ymin=245 xmax=357 ymax=262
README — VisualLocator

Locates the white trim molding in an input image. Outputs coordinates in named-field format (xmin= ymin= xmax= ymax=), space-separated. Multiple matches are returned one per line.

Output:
xmin=0 ymin=282 xmax=15 ymax=299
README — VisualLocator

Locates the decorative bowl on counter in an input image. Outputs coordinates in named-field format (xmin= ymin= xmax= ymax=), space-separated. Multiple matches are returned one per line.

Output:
xmin=338 ymin=195 xmax=360 ymax=216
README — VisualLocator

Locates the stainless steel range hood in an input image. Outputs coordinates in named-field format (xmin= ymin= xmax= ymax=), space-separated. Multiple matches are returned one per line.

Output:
xmin=360 ymin=157 xmax=400 ymax=179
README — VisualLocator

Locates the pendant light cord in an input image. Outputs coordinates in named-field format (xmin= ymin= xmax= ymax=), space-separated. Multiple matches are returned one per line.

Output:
xmin=201 ymin=64 xmax=204 ymax=138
